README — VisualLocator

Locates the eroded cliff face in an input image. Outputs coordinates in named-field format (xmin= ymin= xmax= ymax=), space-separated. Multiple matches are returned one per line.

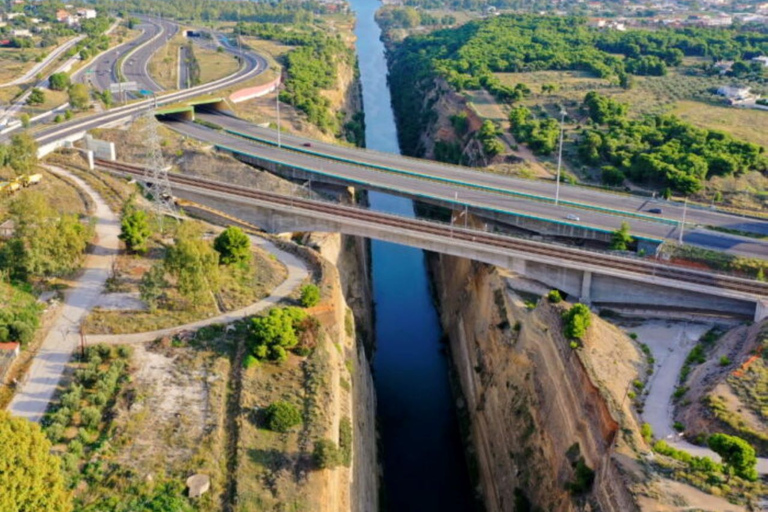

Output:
xmin=308 ymin=230 xmax=378 ymax=512
xmin=431 ymin=254 xmax=646 ymax=512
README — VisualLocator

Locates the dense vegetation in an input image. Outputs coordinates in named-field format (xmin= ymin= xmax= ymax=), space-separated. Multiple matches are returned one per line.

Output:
xmin=399 ymin=15 xmax=767 ymax=92
xmin=236 ymin=22 xmax=357 ymax=138
xmin=387 ymin=13 xmax=768 ymax=158
xmin=562 ymin=303 xmax=591 ymax=341
xmin=0 ymin=411 xmax=72 ymax=512
xmin=574 ymin=92 xmax=767 ymax=193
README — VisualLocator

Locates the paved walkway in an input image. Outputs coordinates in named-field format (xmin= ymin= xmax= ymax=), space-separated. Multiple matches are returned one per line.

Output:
xmin=634 ymin=320 xmax=768 ymax=474
xmin=8 ymin=165 xmax=120 ymax=423
xmin=88 ymin=235 xmax=308 ymax=345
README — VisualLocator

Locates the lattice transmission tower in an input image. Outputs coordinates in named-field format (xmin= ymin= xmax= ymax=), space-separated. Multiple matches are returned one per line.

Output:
xmin=141 ymin=110 xmax=176 ymax=215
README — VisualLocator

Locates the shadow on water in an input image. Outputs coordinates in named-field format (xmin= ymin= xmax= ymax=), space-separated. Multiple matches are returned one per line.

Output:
xmin=348 ymin=0 xmax=475 ymax=510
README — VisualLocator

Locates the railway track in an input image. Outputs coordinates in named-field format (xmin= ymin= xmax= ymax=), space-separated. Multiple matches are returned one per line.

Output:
xmin=96 ymin=159 xmax=768 ymax=298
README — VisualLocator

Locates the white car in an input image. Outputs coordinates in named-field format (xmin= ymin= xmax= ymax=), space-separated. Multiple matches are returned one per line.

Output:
xmin=565 ymin=214 xmax=580 ymax=221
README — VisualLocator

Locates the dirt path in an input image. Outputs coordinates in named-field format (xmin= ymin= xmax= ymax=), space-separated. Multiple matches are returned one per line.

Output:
xmin=8 ymin=165 xmax=120 ymax=423
xmin=87 ymin=235 xmax=308 ymax=345
xmin=628 ymin=320 xmax=768 ymax=474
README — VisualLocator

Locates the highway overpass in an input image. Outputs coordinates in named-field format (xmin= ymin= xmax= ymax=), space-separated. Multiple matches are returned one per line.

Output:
xmin=98 ymin=159 xmax=768 ymax=321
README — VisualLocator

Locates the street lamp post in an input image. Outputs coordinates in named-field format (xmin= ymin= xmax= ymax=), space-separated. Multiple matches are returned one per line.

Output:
xmin=276 ymin=83 xmax=281 ymax=149
xmin=554 ymin=108 xmax=566 ymax=206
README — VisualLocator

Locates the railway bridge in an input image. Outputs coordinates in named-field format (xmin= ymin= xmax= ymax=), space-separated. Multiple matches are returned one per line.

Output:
xmin=98 ymin=160 xmax=768 ymax=321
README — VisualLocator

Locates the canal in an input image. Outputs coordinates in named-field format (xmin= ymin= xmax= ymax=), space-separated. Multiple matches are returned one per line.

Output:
xmin=348 ymin=0 xmax=475 ymax=510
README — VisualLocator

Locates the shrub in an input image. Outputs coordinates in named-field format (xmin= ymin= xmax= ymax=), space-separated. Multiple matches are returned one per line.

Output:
xmin=80 ymin=407 xmax=101 ymax=429
xmin=242 ymin=354 xmax=258 ymax=369
xmin=673 ymin=421 xmax=685 ymax=432
xmin=68 ymin=439 xmax=84 ymax=456
xmin=45 ymin=422 xmax=65 ymax=444
xmin=300 ymin=284 xmax=321 ymax=308
xmin=708 ymin=433 xmax=758 ymax=481
xmin=313 ymin=439 xmax=342 ymax=469
xmin=562 ymin=303 xmax=591 ymax=340
xmin=213 ymin=226 xmax=251 ymax=265
xmin=339 ymin=417 xmax=353 ymax=467
xmin=91 ymin=392 xmax=108 ymax=407
xmin=265 ymin=401 xmax=302 ymax=433
xmin=641 ymin=423 xmax=653 ymax=443
xmin=567 ymin=458 xmax=595 ymax=494
xmin=547 ymin=290 xmax=562 ymax=303
xmin=249 ymin=307 xmax=307 ymax=362
xmin=719 ymin=356 xmax=731 ymax=366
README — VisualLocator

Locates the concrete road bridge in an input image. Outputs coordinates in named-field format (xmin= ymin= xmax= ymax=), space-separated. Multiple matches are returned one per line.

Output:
xmin=153 ymin=110 xmax=768 ymax=260
xmin=97 ymin=159 xmax=768 ymax=322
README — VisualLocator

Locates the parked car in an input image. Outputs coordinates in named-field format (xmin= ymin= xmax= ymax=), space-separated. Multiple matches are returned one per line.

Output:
xmin=565 ymin=214 xmax=580 ymax=221
xmin=648 ymin=208 xmax=663 ymax=214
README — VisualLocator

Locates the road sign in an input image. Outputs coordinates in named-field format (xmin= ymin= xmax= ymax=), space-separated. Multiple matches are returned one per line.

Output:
xmin=109 ymin=81 xmax=138 ymax=94
xmin=139 ymin=89 xmax=153 ymax=96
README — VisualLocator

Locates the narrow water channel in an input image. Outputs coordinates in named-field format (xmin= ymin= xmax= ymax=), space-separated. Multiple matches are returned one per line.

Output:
xmin=348 ymin=0 xmax=475 ymax=509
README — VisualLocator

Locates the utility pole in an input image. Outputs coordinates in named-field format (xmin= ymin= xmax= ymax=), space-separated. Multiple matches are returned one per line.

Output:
xmin=554 ymin=107 xmax=566 ymax=206
xmin=276 ymin=83 xmax=282 ymax=148
xmin=678 ymin=197 xmax=688 ymax=244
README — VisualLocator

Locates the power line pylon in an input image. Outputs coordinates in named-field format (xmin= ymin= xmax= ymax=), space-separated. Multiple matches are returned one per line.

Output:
xmin=142 ymin=110 xmax=175 ymax=216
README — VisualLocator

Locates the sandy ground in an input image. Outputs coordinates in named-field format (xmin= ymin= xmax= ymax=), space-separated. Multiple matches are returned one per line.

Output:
xmin=626 ymin=320 xmax=768 ymax=473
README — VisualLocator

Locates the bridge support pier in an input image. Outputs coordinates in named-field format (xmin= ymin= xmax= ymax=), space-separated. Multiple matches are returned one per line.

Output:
xmin=511 ymin=258 xmax=526 ymax=275
xmin=756 ymin=300 xmax=768 ymax=323
xmin=580 ymin=270 xmax=592 ymax=303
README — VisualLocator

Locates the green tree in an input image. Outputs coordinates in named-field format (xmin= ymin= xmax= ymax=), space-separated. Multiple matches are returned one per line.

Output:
xmin=547 ymin=290 xmax=562 ymax=303
xmin=139 ymin=263 xmax=167 ymax=312
xmin=7 ymin=132 xmax=38 ymax=175
xmin=609 ymin=222 xmax=634 ymax=251
xmin=708 ymin=433 xmax=758 ymax=481
xmin=27 ymin=88 xmax=45 ymax=105
xmin=300 ymin=284 xmax=320 ymax=308
xmin=562 ymin=303 xmax=591 ymax=340
xmin=19 ymin=113 xmax=30 ymax=129
xmin=68 ymin=83 xmax=90 ymax=110
xmin=164 ymin=221 xmax=219 ymax=307
xmin=0 ymin=411 xmax=72 ymax=512
xmin=264 ymin=401 xmax=302 ymax=432
xmin=119 ymin=205 xmax=151 ymax=253
xmin=213 ymin=226 xmax=251 ymax=265
xmin=249 ymin=307 xmax=307 ymax=361
xmin=48 ymin=72 xmax=70 ymax=91
xmin=6 ymin=191 xmax=90 ymax=279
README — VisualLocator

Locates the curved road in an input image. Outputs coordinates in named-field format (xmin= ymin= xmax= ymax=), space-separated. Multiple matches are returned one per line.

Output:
xmin=168 ymin=119 xmax=768 ymax=259
xmin=74 ymin=19 xmax=162 ymax=92
xmin=0 ymin=35 xmax=86 ymax=88
xmin=121 ymin=16 xmax=179 ymax=92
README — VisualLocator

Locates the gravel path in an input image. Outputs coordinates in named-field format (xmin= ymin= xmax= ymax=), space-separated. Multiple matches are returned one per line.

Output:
xmin=87 ymin=235 xmax=308 ymax=345
xmin=8 ymin=166 xmax=308 ymax=422
xmin=632 ymin=320 xmax=768 ymax=474
xmin=8 ymin=165 xmax=120 ymax=423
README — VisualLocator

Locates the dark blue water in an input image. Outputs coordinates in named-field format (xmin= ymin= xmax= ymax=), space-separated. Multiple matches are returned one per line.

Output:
xmin=348 ymin=0 xmax=474 ymax=510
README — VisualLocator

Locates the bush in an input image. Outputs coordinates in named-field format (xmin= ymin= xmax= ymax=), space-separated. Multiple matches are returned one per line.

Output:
xmin=562 ymin=303 xmax=591 ymax=340
xmin=213 ymin=226 xmax=251 ymax=265
xmin=80 ymin=407 xmax=101 ymax=429
xmin=547 ymin=290 xmax=562 ymax=303
xmin=249 ymin=307 xmax=307 ymax=362
xmin=641 ymin=423 xmax=653 ymax=443
xmin=313 ymin=439 xmax=342 ymax=469
xmin=264 ymin=401 xmax=302 ymax=433
xmin=708 ymin=433 xmax=758 ymax=481
xmin=45 ymin=422 xmax=65 ymax=444
xmin=719 ymin=356 xmax=731 ymax=366
xmin=300 ymin=284 xmax=321 ymax=308
xmin=339 ymin=417 xmax=352 ymax=467
xmin=242 ymin=354 xmax=258 ymax=369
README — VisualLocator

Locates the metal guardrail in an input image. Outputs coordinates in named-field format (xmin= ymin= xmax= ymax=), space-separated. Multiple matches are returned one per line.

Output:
xmin=217 ymin=125 xmax=682 ymax=227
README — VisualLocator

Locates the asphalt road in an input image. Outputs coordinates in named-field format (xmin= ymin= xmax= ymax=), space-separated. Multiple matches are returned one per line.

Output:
xmin=0 ymin=35 xmax=86 ymax=88
xmin=178 ymin=44 xmax=189 ymax=89
xmin=121 ymin=16 xmax=179 ymax=92
xmin=168 ymin=119 xmax=768 ymax=258
xmin=74 ymin=20 xmax=161 ymax=92
xmin=198 ymin=112 xmax=768 ymax=240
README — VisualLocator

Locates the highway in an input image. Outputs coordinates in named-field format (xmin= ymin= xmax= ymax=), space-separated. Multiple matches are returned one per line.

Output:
xmin=197 ymin=112 xmax=768 ymax=240
xmin=74 ymin=19 xmax=163 ymax=92
xmin=97 ymin=158 xmax=768 ymax=301
xmin=168 ymin=119 xmax=768 ymax=259
xmin=6 ymin=37 xmax=266 ymax=150
xmin=120 ymin=16 xmax=179 ymax=92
